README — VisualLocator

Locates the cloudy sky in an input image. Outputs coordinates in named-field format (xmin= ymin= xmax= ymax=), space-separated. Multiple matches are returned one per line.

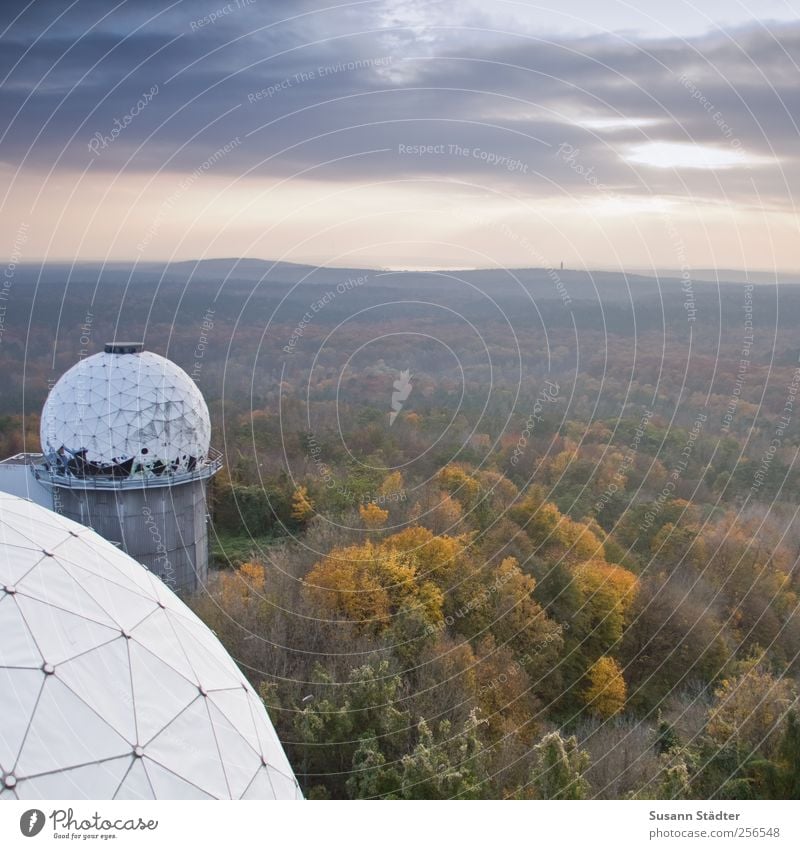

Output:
xmin=1 ymin=0 xmax=798 ymax=271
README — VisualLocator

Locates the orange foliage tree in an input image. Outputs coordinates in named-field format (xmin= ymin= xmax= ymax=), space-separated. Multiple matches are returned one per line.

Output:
xmin=305 ymin=539 xmax=444 ymax=632
xmin=360 ymin=502 xmax=389 ymax=528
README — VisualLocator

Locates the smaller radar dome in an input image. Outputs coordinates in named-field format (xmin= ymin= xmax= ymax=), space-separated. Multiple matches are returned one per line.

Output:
xmin=40 ymin=344 xmax=211 ymax=480
xmin=0 ymin=493 xmax=302 ymax=800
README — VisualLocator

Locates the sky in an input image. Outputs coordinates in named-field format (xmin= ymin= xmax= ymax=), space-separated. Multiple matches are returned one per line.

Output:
xmin=0 ymin=0 xmax=798 ymax=272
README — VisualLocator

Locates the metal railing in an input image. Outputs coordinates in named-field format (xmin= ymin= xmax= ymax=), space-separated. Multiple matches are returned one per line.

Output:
xmin=34 ymin=447 xmax=223 ymax=491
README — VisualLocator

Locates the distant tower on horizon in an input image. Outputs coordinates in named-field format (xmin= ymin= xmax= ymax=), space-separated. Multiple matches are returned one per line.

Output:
xmin=35 ymin=342 xmax=221 ymax=594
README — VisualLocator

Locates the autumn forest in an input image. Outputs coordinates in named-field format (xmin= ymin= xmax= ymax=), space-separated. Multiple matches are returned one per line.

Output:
xmin=2 ymin=259 xmax=799 ymax=799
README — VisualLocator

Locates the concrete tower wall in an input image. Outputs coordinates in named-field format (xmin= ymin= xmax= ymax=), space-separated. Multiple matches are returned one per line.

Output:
xmin=54 ymin=479 xmax=210 ymax=594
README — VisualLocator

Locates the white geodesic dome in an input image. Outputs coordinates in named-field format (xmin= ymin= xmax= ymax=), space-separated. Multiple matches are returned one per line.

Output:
xmin=0 ymin=493 xmax=302 ymax=800
xmin=40 ymin=347 xmax=211 ymax=479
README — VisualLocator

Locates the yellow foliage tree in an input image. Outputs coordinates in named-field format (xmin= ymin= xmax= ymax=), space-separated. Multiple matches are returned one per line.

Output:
xmin=360 ymin=502 xmax=389 ymax=528
xmin=436 ymin=464 xmax=480 ymax=507
xmin=548 ymin=448 xmax=579 ymax=482
xmin=291 ymin=485 xmax=315 ymax=523
xmin=555 ymin=517 xmax=605 ymax=563
xmin=379 ymin=471 xmax=405 ymax=496
xmin=584 ymin=656 xmax=626 ymax=718
xmin=573 ymin=560 xmax=639 ymax=646
xmin=707 ymin=660 xmax=796 ymax=757
xmin=508 ymin=489 xmax=558 ymax=534
xmin=383 ymin=525 xmax=470 ymax=583
xmin=476 ymin=470 xmax=519 ymax=508
xmin=650 ymin=522 xmax=707 ymax=568
xmin=477 ymin=557 xmax=564 ymax=668
xmin=474 ymin=635 xmax=536 ymax=741
xmin=218 ymin=561 xmax=267 ymax=620
xmin=240 ymin=560 xmax=266 ymax=593
xmin=510 ymin=490 xmax=604 ymax=563
xmin=306 ymin=540 xmax=444 ymax=631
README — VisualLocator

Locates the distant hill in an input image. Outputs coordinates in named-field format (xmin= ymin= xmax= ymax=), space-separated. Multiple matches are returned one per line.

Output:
xmin=15 ymin=258 xmax=773 ymax=304
xmin=627 ymin=267 xmax=800 ymax=285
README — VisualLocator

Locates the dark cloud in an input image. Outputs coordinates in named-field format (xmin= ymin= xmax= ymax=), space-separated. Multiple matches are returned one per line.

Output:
xmin=1 ymin=1 xmax=798 ymax=208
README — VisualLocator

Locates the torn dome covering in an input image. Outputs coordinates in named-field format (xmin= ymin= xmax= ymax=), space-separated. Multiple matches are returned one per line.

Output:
xmin=40 ymin=348 xmax=211 ymax=480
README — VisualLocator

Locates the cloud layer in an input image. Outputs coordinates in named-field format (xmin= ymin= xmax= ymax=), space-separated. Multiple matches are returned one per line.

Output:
xmin=1 ymin=1 xmax=798 ymax=268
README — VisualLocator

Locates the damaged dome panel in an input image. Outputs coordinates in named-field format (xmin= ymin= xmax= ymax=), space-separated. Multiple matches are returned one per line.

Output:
xmin=40 ymin=346 xmax=212 ymax=480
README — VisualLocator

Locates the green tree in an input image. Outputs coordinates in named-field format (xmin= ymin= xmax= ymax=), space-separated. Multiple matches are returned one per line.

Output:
xmin=707 ymin=660 xmax=795 ymax=758
xmin=399 ymin=711 xmax=488 ymax=799
xmin=530 ymin=732 xmax=590 ymax=799
xmin=292 ymin=661 xmax=409 ymax=798
xmin=657 ymin=754 xmax=692 ymax=800
xmin=347 ymin=737 xmax=401 ymax=799
xmin=752 ymin=710 xmax=800 ymax=799
xmin=656 ymin=717 xmax=679 ymax=755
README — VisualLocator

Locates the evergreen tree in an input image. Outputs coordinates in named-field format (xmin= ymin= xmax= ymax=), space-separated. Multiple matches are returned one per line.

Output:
xmin=530 ymin=732 xmax=590 ymax=799
xmin=399 ymin=711 xmax=488 ymax=799
xmin=347 ymin=737 xmax=401 ymax=799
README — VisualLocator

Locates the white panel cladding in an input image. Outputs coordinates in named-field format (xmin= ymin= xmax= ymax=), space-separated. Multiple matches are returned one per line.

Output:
xmin=40 ymin=350 xmax=211 ymax=479
xmin=0 ymin=493 xmax=302 ymax=801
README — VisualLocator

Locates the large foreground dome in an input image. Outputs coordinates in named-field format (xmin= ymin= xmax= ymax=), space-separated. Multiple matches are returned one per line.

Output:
xmin=40 ymin=344 xmax=211 ymax=480
xmin=0 ymin=493 xmax=302 ymax=800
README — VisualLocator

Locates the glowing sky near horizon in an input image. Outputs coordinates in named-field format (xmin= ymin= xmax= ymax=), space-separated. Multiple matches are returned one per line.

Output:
xmin=1 ymin=0 xmax=798 ymax=272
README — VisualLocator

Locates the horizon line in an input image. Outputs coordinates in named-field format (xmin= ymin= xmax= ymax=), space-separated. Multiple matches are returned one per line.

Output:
xmin=13 ymin=256 xmax=800 ymax=276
